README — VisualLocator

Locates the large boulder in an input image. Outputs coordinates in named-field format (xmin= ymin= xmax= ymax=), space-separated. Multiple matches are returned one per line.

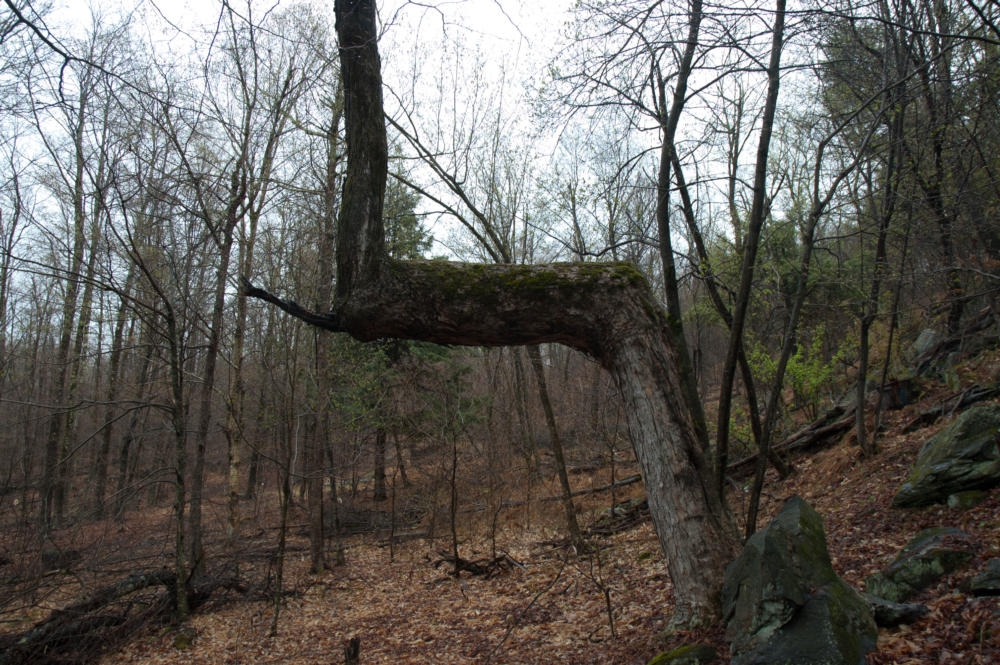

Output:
xmin=893 ymin=404 xmax=1000 ymax=508
xmin=722 ymin=496 xmax=877 ymax=665
xmin=865 ymin=527 xmax=974 ymax=603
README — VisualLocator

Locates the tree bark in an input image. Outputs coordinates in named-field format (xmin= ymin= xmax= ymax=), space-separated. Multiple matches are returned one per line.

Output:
xmin=373 ymin=427 xmax=388 ymax=501
xmin=654 ymin=0 xmax=711 ymax=456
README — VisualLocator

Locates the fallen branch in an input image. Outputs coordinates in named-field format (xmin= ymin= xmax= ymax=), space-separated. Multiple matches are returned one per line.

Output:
xmin=500 ymin=473 xmax=644 ymax=510
xmin=902 ymin=383 xmax=1000 ymax=433
xmin=0 ymin=570 xmax=245 ymax=665
xmin=727 ymin=404 xmax=856 ymax=479
xmin=586 ymin=498 xmax=649 ymax=536
xmin=433 ymin=551 xmax=522 ymax=578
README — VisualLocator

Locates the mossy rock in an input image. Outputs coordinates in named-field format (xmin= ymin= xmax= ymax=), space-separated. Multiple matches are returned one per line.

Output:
xmin=865 ymin=527 xmax=974 ymax=603
xmin=645 ymin=644 xmax=718 ymax=665
xmin=863 ymin=593 xmax=929 ymax=627
xmin=722 ymin=496 xmax=876 ymax=665
xmin=946 ymin=490 xmax=987 ymax=509
xmin=968 ymin=558 xmax=1000 ymax=596
xmin=893 ymin=404 xmax=1000 ymax=508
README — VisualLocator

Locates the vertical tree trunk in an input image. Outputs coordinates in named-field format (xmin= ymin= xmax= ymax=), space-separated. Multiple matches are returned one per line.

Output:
xmin=672 ymin=155 xmax=791 ymax=479
xmin=226 ymin=211 xmax=260 ymax=568
xmin=93 ymin=267 xmax=135 ymax=518
xmin=304 ymin=410 xmax=325 ymax=572
xmin=189 ymin=231 xmax=235 ymax=576
xmin=114 ymin=336 xmax=153 ymax=518
xmin=714 ymin=0 xmax=787 ymax=500
xmin=165 ymin=307 xmax=190 ymax=618
xmin=55 ymin=207 xmax=103 ymax=520
xmin=512 ymin=348 xmax=538 ymax=485
xmin=654 ymin=0 xmax=710 ymax=455
xmin=373 ymin=427 xmax=388 ymax=501
xmin=527 ymin=344 xmax=582 ymax=546
xmin=856 ymin=100 xmax=903 ymax=456
xmin=41 ymin=84 xmax=91 ymax=529
xmin=307 ymin=90 xmax=345 ymax=572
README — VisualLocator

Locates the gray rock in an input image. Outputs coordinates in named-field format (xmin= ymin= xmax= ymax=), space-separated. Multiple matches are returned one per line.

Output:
xmin=865 ymin=527 xmax=974 ymax=603
xmin=912 ymin=329 xmax=942 ymax=359
xmin=946 ymin=490 xmax=987 ymax=509
xmin=893 ymin=404 xmax=1000 ymax=508
xmin=863 ymin=593 xmax=929 ymax=626
xmin=969 ymin=558 xmax=1000 ymax=596
xmin=722 ymin=496 xmax=877 ymax=665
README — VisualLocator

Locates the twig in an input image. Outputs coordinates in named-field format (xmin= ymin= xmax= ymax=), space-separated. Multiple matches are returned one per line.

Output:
xmin=484 ymin=555 xmax=568 ymax=664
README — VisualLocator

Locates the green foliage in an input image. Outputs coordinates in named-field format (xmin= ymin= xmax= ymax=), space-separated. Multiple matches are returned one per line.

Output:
xmin=323 ymin=335 xmax=390 ymax=430
xmin=746 ymin=324 xmax=842 ymax=421
xmin=727 ymin=402 xmax=757 ymax=460
xmin=384 ymin=180 xmax=431 ymax=260
xmin=422 ymin=354 xmax=486 ymax=433
xmin=785 ymin=325 xmax=834 ymax=420
xmin=746 ymin=336 xmax=778 ymax=387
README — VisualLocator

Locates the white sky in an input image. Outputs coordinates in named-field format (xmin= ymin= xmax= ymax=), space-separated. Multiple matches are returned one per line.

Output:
xmin=39 ymin=0 xmax=578 ymax=258
xmin=46 ymin=0 xmax=573 ymax=60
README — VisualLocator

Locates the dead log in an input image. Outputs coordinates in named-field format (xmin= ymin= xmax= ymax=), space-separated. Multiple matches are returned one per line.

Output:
xmin=0 ymin=569 xmax=244 ymax=665
xmin=0 ymin=570 xmax=175 ymax=665
xmin=727 ymin=404 xmax=856 ymax=479
xmin=586 ymin=498 xmax=650 ymax=536
xmin=902 ymin=383 xmax=1000 ymax=432
xmin=499 ymin=473 xmax=645 ymax=511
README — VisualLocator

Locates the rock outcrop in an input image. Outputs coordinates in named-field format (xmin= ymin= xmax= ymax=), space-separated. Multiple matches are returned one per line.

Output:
xmin=865 ymin=527 xmax=974 ymax=603
xmin=863 ymin=593 xmax=929 ymax=627
xmin=893 ymin=404 xmax=1000 ymax=508
xmin=722 ymin=496 xmax=877 ymax=665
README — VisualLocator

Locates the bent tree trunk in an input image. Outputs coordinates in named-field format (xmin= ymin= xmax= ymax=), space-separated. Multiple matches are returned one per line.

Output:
xmin=248 ymin=261 xmax=737 ymax=622
xmin=246 ymin=0 xmax=738 ymax=626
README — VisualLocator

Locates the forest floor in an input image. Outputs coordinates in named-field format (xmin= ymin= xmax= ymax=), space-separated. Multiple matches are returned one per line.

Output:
xmin=5 ymin=354 xmax=1000 ymax=664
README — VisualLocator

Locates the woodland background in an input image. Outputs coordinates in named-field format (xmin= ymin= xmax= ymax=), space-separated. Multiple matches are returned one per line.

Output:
xmin=0 ymin=0 xmax=999 ymax=662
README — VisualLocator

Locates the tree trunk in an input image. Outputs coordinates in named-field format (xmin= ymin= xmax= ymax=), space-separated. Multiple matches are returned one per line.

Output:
xmin=55 ymin=206 xmax=104 ymax=520
xmin=188 ymin=230 xmax=234 ymax=577
xmin=527 ymin=344 xmax=582 ymax=546
xmin=246 ymin=0 xmax=739 ymax=626
xmin=307 ymin=91 xmax=345 ymax=572
xmin=41 ymin=90 xmax=89 ymax=530
xmin=714 ymin=0 xmax=787 ymax=503
xmin=373 ymin=427 xmax=388 ymax=501
xmin=166 ymin=309 xmax=190 ymax=619
xmin=93 ymin=266 xmax=135 ymax=518
xmin=654 ymin=0 xmax=710 ymax=454
xmin=305 ymin=410 xmax=325 ymax=573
